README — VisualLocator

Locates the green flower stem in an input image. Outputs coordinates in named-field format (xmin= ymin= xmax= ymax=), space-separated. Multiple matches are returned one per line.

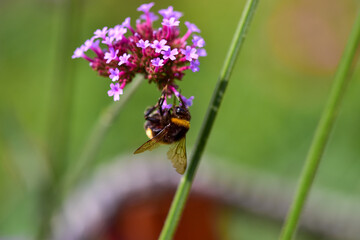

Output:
xmin=62 ymin=75 xmax=143 ymax=196
xmin=279 ymin=10 xmax=360 ymax=240
xmin=158 ymin=0 xmax=259 ymax=239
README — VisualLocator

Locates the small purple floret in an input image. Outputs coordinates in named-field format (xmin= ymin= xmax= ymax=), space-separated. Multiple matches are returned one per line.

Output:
xmin=104 ymin=48 xmax=119 ymax=63
xmin=123 ymin=17 xmax=131 ymax=27
xmin=192 ymin=35 xmax=205 ymax=48
xmin=185 ymin=21 xmax=200 ymax=33
xmin=140 ymin=12 xmax=159 ymax=22
xmin=151 ymin=39 xmax=170 ymax=53
xmin=197 ymin=48 xmax=207 ymax=57
xmin=83 ymin=39 xmax=94 ymax=51
xmin=151 ymin=57 xmax=164 ymax=67
xmin=108 ymin=83 xmax=123 ymax=101
xmin=119 ymin=53 xmax=131 ymax=66
xmin=72 ymin=46 xmax=85 ymax=59
xmin=162 ymin=17 xmax=180 ymax=27
xmin=181 ymin=95 xmax=194 ymax=107
xmin=190 ymin=59 xmax=200 ymax=72
xmin=162 ymin=103 xmax=173 ymax=110
xmin=181 ymin=46 xmax=198 ymax=61
xmin=137 ymin=2 xmax=154 ymax=13
xmin=92 ymin=39 xmax=100 ymax=48
xmin=108 ymin=25 xmax=119 ymax=37
xmin=108 ymin=25 xmax=127 ymax=41
xmin=94 ymin=27 xmax=108 ymax=39
xmin=136 ymin=39 xmax=150 ymax=49
xmin=162 ymin=48 xmax=178 ymax=61
xmin=109 ymin=68 xmax=120 ymax=81
xmin=158 ymin=6 xmax=183 ymax=20
xmin=102 ymin=36 xmax=115 ymax=46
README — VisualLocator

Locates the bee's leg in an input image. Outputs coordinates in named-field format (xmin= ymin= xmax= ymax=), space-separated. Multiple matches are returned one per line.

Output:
xmin=157 ymin=93 xmax=166 ymax=116
xmin=145 ymin=116 xmax=160 ymax=123
xmin=144 ymin=105 xmax=157 ymax=118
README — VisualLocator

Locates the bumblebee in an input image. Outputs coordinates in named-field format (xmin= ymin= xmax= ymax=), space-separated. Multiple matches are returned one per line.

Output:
xmin=134 ymin=96 xmax=191 ymax=174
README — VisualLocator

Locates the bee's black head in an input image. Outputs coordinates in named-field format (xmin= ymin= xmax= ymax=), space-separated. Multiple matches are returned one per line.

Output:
xmin=173 ymin=106 xmax=191 ymax=120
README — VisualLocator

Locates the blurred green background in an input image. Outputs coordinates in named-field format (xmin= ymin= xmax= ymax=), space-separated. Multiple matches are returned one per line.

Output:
xmin=1 ymin=0 xmax=360 ymax=239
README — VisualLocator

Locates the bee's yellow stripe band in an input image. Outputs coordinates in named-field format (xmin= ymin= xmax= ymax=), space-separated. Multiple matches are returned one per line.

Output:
xmin=171 ymin=118 xmax=190 ymax=128
xmin=146 ymin=127 xmax=154 ymax=139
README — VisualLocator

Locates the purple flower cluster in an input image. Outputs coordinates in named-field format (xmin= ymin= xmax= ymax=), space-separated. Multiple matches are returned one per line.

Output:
xmin=72 ymin=3 xmax=205 ymax=105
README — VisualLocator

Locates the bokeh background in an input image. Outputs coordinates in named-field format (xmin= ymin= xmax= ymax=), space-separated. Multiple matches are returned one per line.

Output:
xmin=1 ymin=0 xmax=360 ymax=239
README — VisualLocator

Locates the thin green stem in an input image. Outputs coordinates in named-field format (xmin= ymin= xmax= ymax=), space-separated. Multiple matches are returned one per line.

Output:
xmin=279 ymin=10 xmax=360 ymax=240
xmin=62 ymin=75 xmax=143 ymax=196
xmin=158 ymin=0 xmax=259 ymax=239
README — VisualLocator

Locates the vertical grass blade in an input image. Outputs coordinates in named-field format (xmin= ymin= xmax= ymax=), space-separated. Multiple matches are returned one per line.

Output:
xmin=46 ymin=0 xmax=84 ymax=179
xmin=279 ymin=9 xmax=360 ymax=240
xmin=158 ymin=0 xmax=259 ymax=239
xmin=38 ymin=0 xmax=84 ymax=239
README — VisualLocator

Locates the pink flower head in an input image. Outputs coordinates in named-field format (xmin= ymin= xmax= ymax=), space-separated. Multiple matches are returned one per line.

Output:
xmin=108 ymin=83 xmax=123 ymax=101
xmin=73 ymin=4 xmax=206 ymax=101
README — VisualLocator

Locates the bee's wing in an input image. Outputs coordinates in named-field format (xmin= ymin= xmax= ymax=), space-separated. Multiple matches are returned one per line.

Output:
xmin=134 ymin=125 xmax=170 ymax=154
xmin=167 ymin=137 xmax=187 ymax=174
